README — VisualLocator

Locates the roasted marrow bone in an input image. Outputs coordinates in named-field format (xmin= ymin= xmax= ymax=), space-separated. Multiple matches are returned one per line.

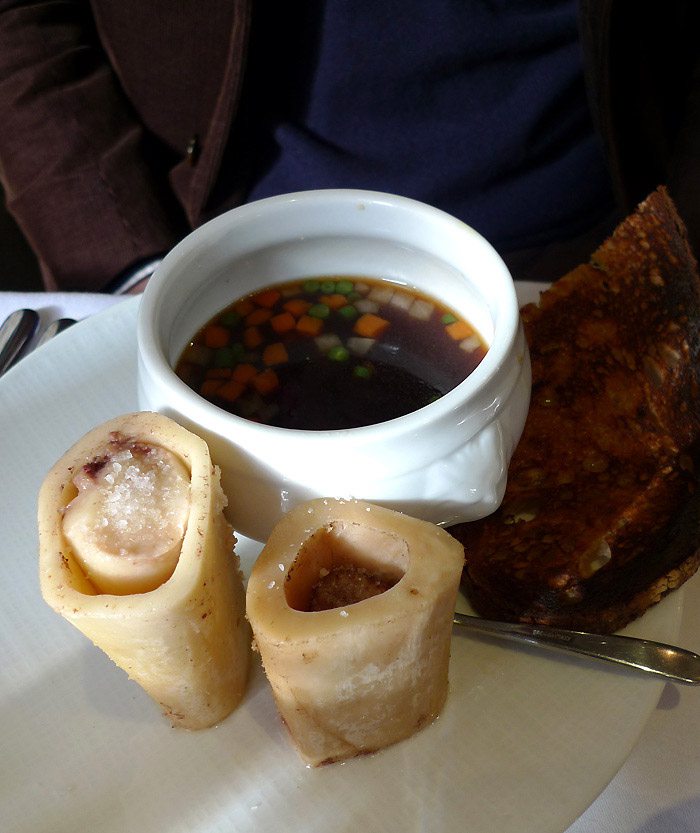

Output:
xmin=38 ymin=412 xmax=250 ymax=729
xmin=246 ymin=498 xmax=465 ymax=766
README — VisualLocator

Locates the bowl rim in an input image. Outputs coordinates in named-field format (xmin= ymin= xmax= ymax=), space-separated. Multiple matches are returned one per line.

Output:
xmin=137 ymin=188 xmax=522 ymax=442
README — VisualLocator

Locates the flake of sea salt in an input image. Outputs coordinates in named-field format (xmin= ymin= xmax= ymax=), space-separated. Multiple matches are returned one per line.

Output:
xmin=92 ymin=446 xmax=188 ymax=545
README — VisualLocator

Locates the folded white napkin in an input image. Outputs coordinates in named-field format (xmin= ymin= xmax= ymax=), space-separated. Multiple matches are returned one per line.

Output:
xmin=0 ymin=290 xmax=124 ymax=325
xmin=0 ymin=291 xmax=127 ymax=354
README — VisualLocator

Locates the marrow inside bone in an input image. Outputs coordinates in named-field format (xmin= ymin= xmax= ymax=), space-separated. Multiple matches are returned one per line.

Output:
xmin=62 ymin=433 xmax=190 ymax=594
xmin=284 ymin=521 xmax=407 ymax=612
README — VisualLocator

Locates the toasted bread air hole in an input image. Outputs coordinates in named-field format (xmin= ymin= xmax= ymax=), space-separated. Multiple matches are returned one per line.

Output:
xmin=285 ymin=520 xmax=409 ymax=612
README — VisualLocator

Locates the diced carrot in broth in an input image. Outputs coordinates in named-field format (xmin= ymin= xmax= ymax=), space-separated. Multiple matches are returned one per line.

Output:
xmin=203 ymin=324 xmax=230 ymax=349
xmin=234 ymin=299 xmax=254 ymax=316
xmin=253 ymin=289 xmax=282 ymax=308
xmin=270 ymin=311 xmax=296 ymax=333
xmin=353 ymin=313 xmax=390 ymax=339
xmin=263 ymin=342 xmax=289 ymax=366
xmin=252 ymin=368 xmax=279 ymax=395
xmin=283 ymin=298 xmax=312 ymax=317
xmin=445 ymin=320 xmax=474 ymax=341
xmin=296 ymin=315 xmax=324 ymax=336
xmin=245 ymin=308 xmax=273 ymax=326
xmin=319 ymin=294 xmax=347 ymax=310
xmin=205 ymin=367 xmax=233 ymax=379
xmin=200 ymin=379 xmax=225 ymax=398
xmin=232 ymin=363 xmax=258 ymax=384
xmin=243 ymin=326 xmax=263 ymax=349
xmin=218 ymin=380 xmax=245 ymax=402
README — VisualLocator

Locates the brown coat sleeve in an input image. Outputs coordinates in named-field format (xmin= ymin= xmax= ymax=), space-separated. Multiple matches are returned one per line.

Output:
xmin=0 ymin=0 xmax=188 ymax=290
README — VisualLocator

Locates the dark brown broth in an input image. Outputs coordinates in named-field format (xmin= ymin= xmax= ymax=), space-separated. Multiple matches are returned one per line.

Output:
xmin=175 ymin=277 xmax=486 ymax=430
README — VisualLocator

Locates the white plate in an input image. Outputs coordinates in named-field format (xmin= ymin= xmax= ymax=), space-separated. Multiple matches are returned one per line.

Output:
xmin=0 ymin=291 xmax=683 ymax=833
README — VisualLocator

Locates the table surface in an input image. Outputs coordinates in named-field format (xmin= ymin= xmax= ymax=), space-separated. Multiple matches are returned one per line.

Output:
xmin=1 ymin=289 xmax=699 ymax=833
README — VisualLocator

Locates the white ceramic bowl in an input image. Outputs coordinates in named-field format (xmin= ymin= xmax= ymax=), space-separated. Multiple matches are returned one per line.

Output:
xmin=137 ymin=189 xmax=531 ymax=541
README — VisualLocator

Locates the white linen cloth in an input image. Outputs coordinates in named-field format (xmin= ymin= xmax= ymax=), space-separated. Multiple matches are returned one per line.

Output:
xmin=1 ymin=290 xmax=698 ymax=833
xmin=0 ymin=291 xmax=125 ymax=356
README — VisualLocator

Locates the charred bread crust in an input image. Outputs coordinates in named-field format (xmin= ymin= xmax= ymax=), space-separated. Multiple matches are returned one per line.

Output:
xmin=451 ymin=186 xmax=700 ymax=632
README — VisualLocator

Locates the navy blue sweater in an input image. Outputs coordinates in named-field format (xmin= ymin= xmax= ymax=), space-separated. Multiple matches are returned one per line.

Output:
xmin=236 ymin=0 xmax=615 ymax=256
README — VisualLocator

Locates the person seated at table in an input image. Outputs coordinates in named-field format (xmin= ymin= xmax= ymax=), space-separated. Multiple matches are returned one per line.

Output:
xmin=0 ymin=1 xmax=698 ymax=293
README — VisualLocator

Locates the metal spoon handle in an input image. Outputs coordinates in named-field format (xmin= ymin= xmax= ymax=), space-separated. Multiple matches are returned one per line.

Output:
xmin=36 ymin=317 xmax=76 ymax=348
xmin=453 ymin=612 xmax=700 ymax=685
xmin=0 ymin=308 xmax=39 ymax=376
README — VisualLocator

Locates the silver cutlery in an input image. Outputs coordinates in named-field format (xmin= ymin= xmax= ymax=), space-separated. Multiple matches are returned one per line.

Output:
xmin=0 ymin=308 xmax=39 ymax=376
xmin=35 ymin=317 xmax=76 ymax=349
xmin=0 ymin=311 xmax=77 ymax=378
xmin=453 ymin=612 xmax=700 ymax=684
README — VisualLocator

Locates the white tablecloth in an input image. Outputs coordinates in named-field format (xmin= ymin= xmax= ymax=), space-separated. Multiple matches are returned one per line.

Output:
xmin=2 ymin=291 xmax=699 ymax=833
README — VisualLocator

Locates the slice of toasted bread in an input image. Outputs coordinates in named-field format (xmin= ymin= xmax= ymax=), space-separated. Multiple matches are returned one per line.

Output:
xmin=451 ymin=187 xmax=700 ymax=632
